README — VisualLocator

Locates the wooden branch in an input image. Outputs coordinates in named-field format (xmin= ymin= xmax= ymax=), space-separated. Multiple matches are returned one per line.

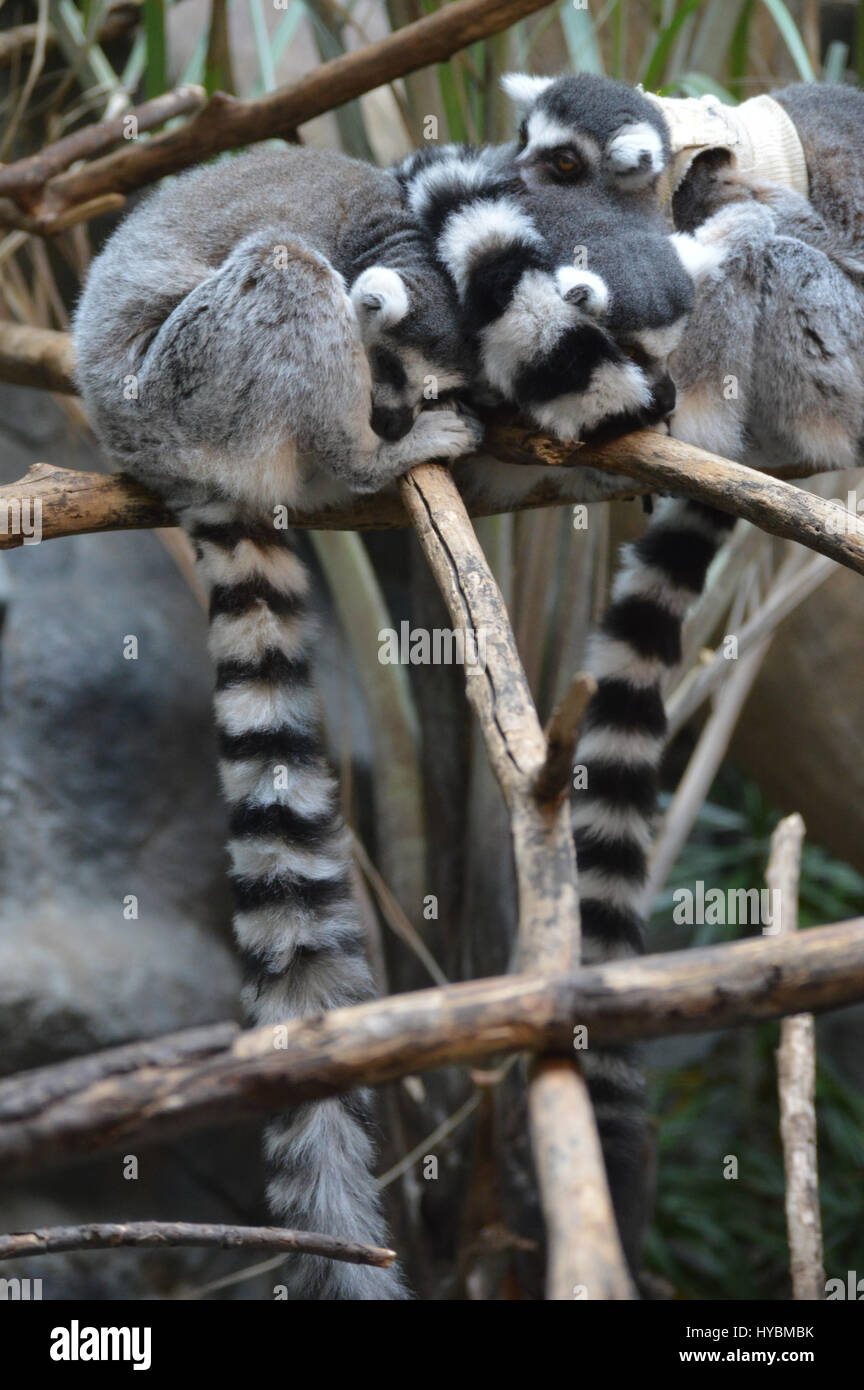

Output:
xmin=767 ymin=814 xmax=825 ymax=1301
xmin=0 ymin=1221 xmax=394 ymax=1267
xmin=400 ymin=463 xmax=631 ymax=1297
xmin=0 ymin=0 xmax=552 ymax=233
xmin=0 ymin=325 xmax=78 ymax=395
xmin=0 ymin=87 xmax=206 ymax=203
xmin=533 ymin=673 xmax=596 ymax=808
xmin=0 ymin=921 xmax=860 ymax=1179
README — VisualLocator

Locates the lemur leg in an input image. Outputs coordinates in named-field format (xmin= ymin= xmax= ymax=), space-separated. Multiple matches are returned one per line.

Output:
xmin=131 ymin=230 xmax=479 ymax=503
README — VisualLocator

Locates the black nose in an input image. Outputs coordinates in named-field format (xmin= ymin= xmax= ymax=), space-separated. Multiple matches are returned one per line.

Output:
xmin=370 ymin=404 xmax=414 ymax=442
xmin=652 ymin=374 xmax=677 ymax=418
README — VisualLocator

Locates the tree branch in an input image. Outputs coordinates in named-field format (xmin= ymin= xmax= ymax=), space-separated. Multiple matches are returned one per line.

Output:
xmin=0 ymin=0 xmax=552 ymax=233
xmin=0 ymin=1221 xmax=394 ymax=1266
xmin=400 ymin=463 xmax=631 ymax=1297
xmin=0 ymin=919 xmax=860 ymax=1180
xmin=767 ymin=814 xmax=825 ymax=1302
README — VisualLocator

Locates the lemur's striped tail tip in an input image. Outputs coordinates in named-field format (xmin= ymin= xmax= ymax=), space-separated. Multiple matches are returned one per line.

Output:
xmin=183 ymin=499 xmax=408 ymax=1301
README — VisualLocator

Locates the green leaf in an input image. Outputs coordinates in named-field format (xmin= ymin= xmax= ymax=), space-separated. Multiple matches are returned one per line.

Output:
xmin=143 ymin=0 xmax=167 ymax=99
xmin=560 ymin=0 xmax=605 ymax=75
xmin=642 ymin=0 xmax=707 ymax=91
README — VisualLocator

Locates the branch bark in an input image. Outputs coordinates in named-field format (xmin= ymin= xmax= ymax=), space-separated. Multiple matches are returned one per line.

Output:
xmin=0 ymin=0 xmax=552 ymax=233
xmin=767 ymin=814 xmax=825 ymax=1302
xmin=399 ymin=464 xmax=631 ymax=1297
xmin=1 ymin=917 xmax=859 ymax=1180
xmin=0 ymin=1221 xmax=394 ymax=1267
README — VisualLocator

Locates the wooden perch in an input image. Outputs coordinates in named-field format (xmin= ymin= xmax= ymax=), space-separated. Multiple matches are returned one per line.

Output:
xmin=1 ymin=919 xmax=860 ymax=1179
xmin=0 ymin=1221 xmax=394 ymax=1268
xmin=401 ymin=463 xmax=631 ymax=1298
xmin=767 ymin=814 xmax=825 ymax=1302
xmin=1 ymin=327 xmax=861 ymax=560
xmin=0 ymin=0 xmax=552 ymax=233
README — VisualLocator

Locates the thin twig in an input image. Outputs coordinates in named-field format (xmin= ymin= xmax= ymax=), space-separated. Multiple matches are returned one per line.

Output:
xmin=0 ymin=0 xmax=553 ymax=233
xmin=767 ymin=814 xmax=825 ymax=1302
xmin=0 ymin=1221 xmax=394 ymax=1266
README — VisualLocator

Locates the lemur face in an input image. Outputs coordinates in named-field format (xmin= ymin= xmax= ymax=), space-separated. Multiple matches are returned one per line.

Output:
xmin=502 ymin=72 xmax=671 ymax=194
xmin=351 ymin=267 xmax=470 ymax=441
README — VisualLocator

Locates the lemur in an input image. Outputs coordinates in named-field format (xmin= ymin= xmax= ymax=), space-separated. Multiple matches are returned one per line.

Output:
xmin=498 ymin=71 xmax=864 ymax=1271
xmin=74 ymin=144 xmax=483 ymax=1301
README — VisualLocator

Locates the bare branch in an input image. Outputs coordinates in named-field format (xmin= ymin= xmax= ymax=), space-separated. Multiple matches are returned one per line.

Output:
xmin=0 ymin=1221 xmax=394 ymax=1267
xmin=399 ymin=463 xmax=631 ymax=1297
xmin=1 ymin=907 xmax=859 ymax=1193
xmin=0 ymin=0 xmax=553 ymax=233
xmin=533 ymin=673 xmax=596 ymax=808
xmin=0 ymin=87 xmax=206 ymax=204
xmin=767 ymin=814 xmax=825 ymax=1302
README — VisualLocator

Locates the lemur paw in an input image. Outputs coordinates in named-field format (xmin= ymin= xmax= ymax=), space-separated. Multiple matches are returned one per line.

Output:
xmin=408 ymin=406 xmax=484 ymax=461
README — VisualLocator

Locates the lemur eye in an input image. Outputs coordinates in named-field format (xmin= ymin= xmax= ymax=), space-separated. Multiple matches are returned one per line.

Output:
xmin=517 ymin=120 xmax=528 ymax=151
xmin=553 ymin=151 xmax=579 ymax=175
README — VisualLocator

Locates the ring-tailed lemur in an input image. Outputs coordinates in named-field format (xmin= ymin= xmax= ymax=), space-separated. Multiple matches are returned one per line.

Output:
xmin=395 ymin=142 xmax=708 ymax=446
xmin=74 ymin=145 xmax=481 ymax=1301
xmin=500 ymin=71 xmax=864 ymax=1271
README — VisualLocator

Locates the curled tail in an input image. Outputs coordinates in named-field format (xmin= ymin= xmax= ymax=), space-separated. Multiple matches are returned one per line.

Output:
xmin=396 ymin=146 xmax=655 ymax=441
xmin=573 ymin=497 xmax=736 ymax=1271
xmin=183 ymin=499 xmax=407 ymax=1300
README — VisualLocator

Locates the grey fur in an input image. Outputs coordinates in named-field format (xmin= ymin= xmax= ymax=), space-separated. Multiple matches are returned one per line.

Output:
xmin=74 ymin=145 xmax=480 ymax=1301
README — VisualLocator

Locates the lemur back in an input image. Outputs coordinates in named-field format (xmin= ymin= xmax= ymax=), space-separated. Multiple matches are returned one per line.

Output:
xmin=75 ymin=146 xmax=480 ymax=1300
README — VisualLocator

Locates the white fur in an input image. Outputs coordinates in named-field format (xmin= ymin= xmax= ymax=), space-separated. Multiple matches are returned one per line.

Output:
xmin=214 ymin=682 xmax=317 ymax=737
xmin=671 ymin=231 xmax=727 ymax=284
xmin=479 ymin=268 xmax=572 ymax=394
xmin=630 ymin=320 xmax=688 ymax=362
xmin=438 ymin=198 xmax=540 ymax=298
xmin=586 ymin=630 xmax=667 ymax=687
xmin=350 ymin=266 xmax=409 ymax=330
xmin=606 ymin=122 xmax=665 ymax=178
xmin=406 ymin=152 xmax=497 ymax=223
xmin=218 ymin=759 xmax=336 ymax=816
xmin=532 ymin=358 xmax=652 ymax=440
xmin=521 ymin=111 xmax=600 ymax=165
xmin=556 ymin=265 xmax=609 ymax=318
xmin=500 ymin=72 xmax=554 ymax=106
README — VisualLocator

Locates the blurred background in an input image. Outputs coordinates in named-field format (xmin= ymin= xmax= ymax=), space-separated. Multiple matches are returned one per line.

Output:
xmin=0 ymin=0 xmax=862 ymax=1300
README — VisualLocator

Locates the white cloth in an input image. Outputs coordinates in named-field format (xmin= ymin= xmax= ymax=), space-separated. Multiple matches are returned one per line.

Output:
xmin=642 ymin=91 xmax=809 ymax=203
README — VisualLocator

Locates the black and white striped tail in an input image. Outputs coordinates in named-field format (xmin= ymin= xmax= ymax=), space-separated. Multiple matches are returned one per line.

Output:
xmin=397 ymin=146 xmax=655 ymax=440
xmin=573 ymin=498 xmax=736 ymax=1271
xmin=183 ymin=500 xmax=407 ymax=1300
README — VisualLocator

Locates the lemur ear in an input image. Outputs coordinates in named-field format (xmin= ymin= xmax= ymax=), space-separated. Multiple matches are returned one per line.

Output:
xmin=670 ymin=232 xmax=726 ymax=285
xmin=350 ymin=267 xmax=410 ymax=328
xmin=500 ymin=72 xmax=554 ymax=107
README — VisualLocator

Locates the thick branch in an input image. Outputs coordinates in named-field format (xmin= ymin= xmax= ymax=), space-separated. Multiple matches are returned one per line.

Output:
xmin=399 ymin=464 xmax=631 ymax=1297
xmin=0 ymin=1221 xmax=394 ymax=1267
xmin=767 ymin=814 xmax=825 ymax=1301
xmin=1 ymin=920 xmax=860 ymax=1178
xmin=0 ymin=0 xmax=552 ymax=233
